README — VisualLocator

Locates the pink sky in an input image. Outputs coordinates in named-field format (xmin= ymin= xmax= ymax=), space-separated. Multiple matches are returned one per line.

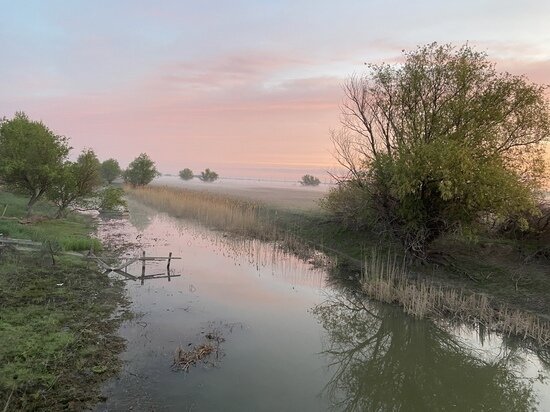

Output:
xmin=1 ymin=1 xmax=549 ymax=179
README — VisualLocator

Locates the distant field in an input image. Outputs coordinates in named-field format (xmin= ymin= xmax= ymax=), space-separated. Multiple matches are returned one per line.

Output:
xmin=152 ymin=176 xmax=330 ymax=211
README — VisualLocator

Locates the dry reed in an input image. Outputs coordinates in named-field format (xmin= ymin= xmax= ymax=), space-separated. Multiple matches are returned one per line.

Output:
xmin=361 ymin=248 xmax=550 ymax=346
xmin=126 ymin=185 xmax=276 ymax=239
xmin=125 ymin=185 xmax=327 ymax=264
xmin=172 ymin=343 xmax=216 ymax=372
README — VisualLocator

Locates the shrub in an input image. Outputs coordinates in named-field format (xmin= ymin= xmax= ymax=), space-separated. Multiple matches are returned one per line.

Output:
xmin=300 ymin=174 xmax=320 ymax=186
xmin=179 ymin=168 xmax=194 ymax=180
xmin=199 ymin=168 xmax=219 ymax=183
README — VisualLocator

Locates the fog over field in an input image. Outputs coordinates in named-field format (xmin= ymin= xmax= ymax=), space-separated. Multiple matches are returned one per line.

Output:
xmin=153 ymin=174 xmax=331 ymax=210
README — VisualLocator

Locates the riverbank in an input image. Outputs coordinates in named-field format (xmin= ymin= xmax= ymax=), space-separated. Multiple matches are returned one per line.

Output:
xmin=127 ymin=184 xmax=550 ymax=325
xmin=0 ymin=191 xmax=129 ymax=411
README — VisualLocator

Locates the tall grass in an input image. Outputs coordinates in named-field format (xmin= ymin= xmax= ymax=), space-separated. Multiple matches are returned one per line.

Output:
xmin=125 ymin=185 xmax=334 ymax=274
xmin=361 ymin=248 xmax=550 ymax=346
xmin=126 ymin=185 xmax=277 ymax=239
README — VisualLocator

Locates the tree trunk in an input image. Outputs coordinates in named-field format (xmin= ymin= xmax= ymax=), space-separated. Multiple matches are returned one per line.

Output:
xmin=26 ymin=194 xmax=39 ymax=217
xmin=55 ymin=206 xmax=68 ymax=219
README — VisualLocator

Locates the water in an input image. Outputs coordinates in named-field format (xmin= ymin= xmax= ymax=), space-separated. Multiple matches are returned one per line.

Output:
xmin=95 ymin=200 xmax=550 ymax=411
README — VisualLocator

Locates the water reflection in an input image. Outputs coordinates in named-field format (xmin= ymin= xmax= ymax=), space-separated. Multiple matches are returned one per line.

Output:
xmin=313 ymin=290 xmax=547 ymax=411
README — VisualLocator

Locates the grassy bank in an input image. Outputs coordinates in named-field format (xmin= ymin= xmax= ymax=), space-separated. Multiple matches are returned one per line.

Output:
xmin=126 ymin=185 xmax=550 ymax=324
xmin=0 ymin=191 xmax=101 ymax=252
xmin=0 ymin=190 xmax=128 ymax=411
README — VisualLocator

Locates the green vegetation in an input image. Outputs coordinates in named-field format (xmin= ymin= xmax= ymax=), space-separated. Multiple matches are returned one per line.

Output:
xmin=97 ymin=186 xmax=127 ymax=213
xmin=100 ymin=158 xmax=122 ymax=184
xmin=48 ymin=149 xmax=102 ymax=218
xmin=325 ymin=43 xmax=550 ymax=258
xmin=199 ymin=168 xmax=219 ymax=182
xmin=0 ymin=191 xmax=101 ymax=252
xmin=0 ymin=112 xmax=70 ymax=215
xmin=0 ymin=191 xmax=128 ymax=410
xmin=179 ymin=168 xmax=194 ymax=180
xmin=300 ymin=174 xmax=320 ymax=186
xmin=123 ymin=153 xmax=160 ymax=186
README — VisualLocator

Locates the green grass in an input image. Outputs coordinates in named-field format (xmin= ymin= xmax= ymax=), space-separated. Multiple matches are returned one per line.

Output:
xmin=0 ymin=189 xmax=128 ymax=410
xmin=0 ymin=191 xmax=101 ymax=252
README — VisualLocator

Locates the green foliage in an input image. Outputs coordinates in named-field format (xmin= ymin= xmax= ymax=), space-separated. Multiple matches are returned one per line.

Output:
xmin=0 ymin=191 xmax=101 ymax=252
xmin=199 ymin=168 xmax=219 ymax=182
xmin=179 ymin=168 xmax=194 ymax=180
xmin=47 ymin=149 xmax=102 ymax=218
xmin=123 ymin=153 xmax=160 ymax=186
xmin=98 ymin=186 xmax=127 ymax=212
xmin=100 ymin=158 xmax=121 ymax=183
xmin=0 ymin=112 xmax=70 ymax=214
xmin=321 ymin=181 xmax=375 ymax=229
xmin=300 ymin=174 xmax=321 ymax=186
xmin=327 ymin=43 xmax=550 ymax=257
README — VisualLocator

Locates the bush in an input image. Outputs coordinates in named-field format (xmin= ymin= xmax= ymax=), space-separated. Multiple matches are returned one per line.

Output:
xmin=300 ymin=174 xmax=320 ymax=186
xmin=179 ymin=168 xmax=194 ymax=180
xmin=199 ymin=168 xmax=219 ymax=183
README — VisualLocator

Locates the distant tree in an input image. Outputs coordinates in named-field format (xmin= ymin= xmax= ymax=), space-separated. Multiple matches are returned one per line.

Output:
xmin=48 ymin=149 xmax=102 ymax=218
xmin=0 ymin=112 xmax=69 ymax=215
xmin=199 ymin=168 xmax=219 ymax=182
xmin=101 ymin=158 xmax=121 ymax=184
xmin=123 ymin=153 xmax=160 ymax=186
xmin=179 ymin=168 xmax=194 ymax=180
xmin=300 ymin=174 xmax=321 ymax=186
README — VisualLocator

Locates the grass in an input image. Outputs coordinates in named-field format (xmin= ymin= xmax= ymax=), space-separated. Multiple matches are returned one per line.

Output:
xmin=0 ymin=189 xmax=129 ymax=410
xmin=0 ymin=191 xmax=101 ymax=252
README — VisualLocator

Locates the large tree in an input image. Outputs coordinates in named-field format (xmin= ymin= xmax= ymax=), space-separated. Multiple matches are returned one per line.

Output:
xmin=325 ymin=43 xmax=550 ymax=257
xmin=123 ymin=153 xmax=159 ymax=186
xmin=48 ymin=149 xmax=102 ymax=218
xmin=0 ymin=112 xmax=69 ymax=215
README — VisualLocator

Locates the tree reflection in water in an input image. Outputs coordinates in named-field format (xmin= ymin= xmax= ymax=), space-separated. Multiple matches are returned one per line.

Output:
xmin=313 ymin=290 xmax=547 ymax=412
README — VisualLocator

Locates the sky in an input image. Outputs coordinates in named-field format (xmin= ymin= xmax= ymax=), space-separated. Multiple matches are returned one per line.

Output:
xmin=1 ymin=0 xmax=549 ymax=179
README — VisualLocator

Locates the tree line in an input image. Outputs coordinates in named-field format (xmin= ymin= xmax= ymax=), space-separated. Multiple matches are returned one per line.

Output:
xmin=0 ymin=112 xmax=161 ymax=217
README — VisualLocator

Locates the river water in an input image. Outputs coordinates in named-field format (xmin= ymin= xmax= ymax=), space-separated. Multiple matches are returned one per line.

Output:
xmin=94 ymin=199 xmax=550 ymax=411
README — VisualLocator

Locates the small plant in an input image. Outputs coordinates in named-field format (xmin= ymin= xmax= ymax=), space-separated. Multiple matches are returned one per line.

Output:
xmin=179 ymin=168 xmax=194 ymax=181
xmin=199 ymin=168 xmax=219 ymax=183
xmin=300 ymin=174 xmax=320 ymax=186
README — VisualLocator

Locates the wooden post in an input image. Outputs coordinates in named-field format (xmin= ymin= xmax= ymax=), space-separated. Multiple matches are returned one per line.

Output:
xmin=167 ymin=252 xmax=172 ymax=282
xmin=141 ymin=250 xmax=146 ymax=285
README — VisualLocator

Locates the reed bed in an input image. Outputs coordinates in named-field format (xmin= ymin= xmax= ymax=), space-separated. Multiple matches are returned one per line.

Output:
xmin=126 ymin=185 xmax=277 ymax=239
xmin=361 ymin=249 xmax=550 ymax=346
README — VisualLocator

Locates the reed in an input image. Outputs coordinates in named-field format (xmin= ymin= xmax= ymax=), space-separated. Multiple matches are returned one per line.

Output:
xmin=126 ymin=185 xmax=277 ymax=239
xmin=361 ymin=248 xmax=550 ymax=346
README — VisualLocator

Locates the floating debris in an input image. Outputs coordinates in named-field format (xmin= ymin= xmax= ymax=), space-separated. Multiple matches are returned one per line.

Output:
xmin=172 ymin=330 xmax=225 ymax=372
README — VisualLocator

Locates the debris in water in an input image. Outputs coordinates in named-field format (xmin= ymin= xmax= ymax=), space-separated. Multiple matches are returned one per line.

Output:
xmin=172 ymin=330 xmax=226 ymax=372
